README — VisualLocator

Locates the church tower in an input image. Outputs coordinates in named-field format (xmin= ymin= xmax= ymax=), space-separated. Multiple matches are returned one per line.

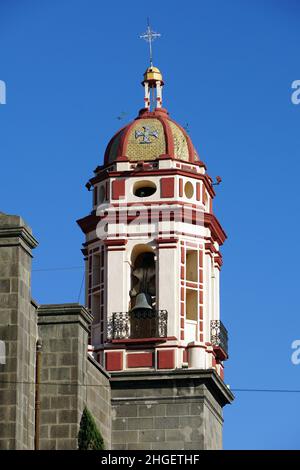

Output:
xmin=77 ymin=41 xmax=233 ymax=449
xmin=78 ymin=65 xmax=229 ymax=376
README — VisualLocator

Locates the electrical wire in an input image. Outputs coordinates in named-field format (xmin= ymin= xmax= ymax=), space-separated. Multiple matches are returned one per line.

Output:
xmin=77 ymin=272 xmax=85 ymax=303
xmin=0 ymin=379 xmax=299 ymax=393
xmin=23 ymin=267 xmax=300 ymax=395
xmin=32 ymin=266 xmax=84 ymax=272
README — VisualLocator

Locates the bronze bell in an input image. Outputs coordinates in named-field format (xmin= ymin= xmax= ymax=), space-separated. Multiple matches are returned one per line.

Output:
xmin=131 ymin=293 xmax=152 ymax=312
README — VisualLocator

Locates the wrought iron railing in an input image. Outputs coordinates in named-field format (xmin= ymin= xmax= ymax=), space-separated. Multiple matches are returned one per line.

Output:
xmin=210 ymin=320 xmax=228 ymax=356
xmin=108 ymin=310 xmax=168 ymax=340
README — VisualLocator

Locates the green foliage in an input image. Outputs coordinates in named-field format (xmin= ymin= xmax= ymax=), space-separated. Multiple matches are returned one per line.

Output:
xmin=78 ymin=407 xmax=105 ymax=450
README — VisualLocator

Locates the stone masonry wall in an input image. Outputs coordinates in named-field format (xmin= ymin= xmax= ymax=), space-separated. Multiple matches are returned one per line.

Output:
xmin=0 ymin=212 xmax=112 ymax=451
xmin=37 ymin=304 xmax=111 ymax=450
xmin=110 ymin=370 xmax=233 ymax=450
xmin=0 ymin=214 xmax=38 ymax=450
xmin=37 ymin=304 xmax=92 ymax=450
xmin=86 ymin=356 xmax=111 ymax=449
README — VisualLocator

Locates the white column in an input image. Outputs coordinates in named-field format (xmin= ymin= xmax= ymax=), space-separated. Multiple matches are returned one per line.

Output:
xmin=213 ymin=260 xmax=220 ymax=321
xmin=106 ymin=248 xmax=128 ymax=323
xmin=157 ymin=245 xmax=179 ymax=338
xmin=144 ymin=82 xmax=150 ymax=109
xmin=203 ymin=252 xmax=212 ymax=343
xmin=156 ymin=81 xmax=162 ymax=108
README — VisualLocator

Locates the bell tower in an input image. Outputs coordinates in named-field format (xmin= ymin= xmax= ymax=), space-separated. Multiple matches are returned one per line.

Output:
xmin=77 ymin=66 xmax=229 ymax=376
xmin=77 ymin=28 xmax=233 ymax=448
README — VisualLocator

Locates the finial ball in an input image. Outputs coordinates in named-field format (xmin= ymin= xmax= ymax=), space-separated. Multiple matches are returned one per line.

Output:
xmin=143 ymin=66 xmax=164 ymax=85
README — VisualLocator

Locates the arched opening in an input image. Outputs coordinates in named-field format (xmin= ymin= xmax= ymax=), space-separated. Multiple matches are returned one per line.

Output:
xmin=129 ymin=245 xmax=157 ymax=338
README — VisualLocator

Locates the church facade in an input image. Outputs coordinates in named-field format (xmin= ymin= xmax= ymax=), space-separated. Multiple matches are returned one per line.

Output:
xmin=0 ymin=64 xmax=233 ymax=450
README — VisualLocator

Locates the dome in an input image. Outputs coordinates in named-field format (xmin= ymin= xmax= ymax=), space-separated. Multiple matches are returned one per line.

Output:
xmin=104 ymin=108 xmax=200 ymax=165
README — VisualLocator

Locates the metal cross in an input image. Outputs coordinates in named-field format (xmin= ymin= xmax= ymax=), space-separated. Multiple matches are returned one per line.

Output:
xmin=135 ymin=126 xmax=158 ymax=144
xmin=139 ymin=18 xmax=161 ymax=67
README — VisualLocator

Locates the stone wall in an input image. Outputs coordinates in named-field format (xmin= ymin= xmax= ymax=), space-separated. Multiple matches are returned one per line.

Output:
xmin=86 ymin=356 xmax=111 ymax=449
xmin=110 ymin=369 xmax=233 ymax=450
xmin=37 ymin=304 xmax=92 ymax=450
xmin=37 ymin=304 xmax=111 ymax=450
xmin=0 ymin=213 xmax=112 ymax=451
xmin=0 ymin=214 xmax=38 ymax=450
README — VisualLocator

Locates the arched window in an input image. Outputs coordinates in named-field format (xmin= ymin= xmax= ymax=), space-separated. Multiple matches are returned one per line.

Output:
xmin=129 ymin=245 xmax=157 ymax=338
xmin=130 ymin=245 xmax=156 ymax=309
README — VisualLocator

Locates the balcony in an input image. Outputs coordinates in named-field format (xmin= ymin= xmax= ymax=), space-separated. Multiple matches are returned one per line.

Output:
xmin=108 ymin=310 xmax=168 ymax=342
xmin=210 ymin=320 xmax=228 ymax=360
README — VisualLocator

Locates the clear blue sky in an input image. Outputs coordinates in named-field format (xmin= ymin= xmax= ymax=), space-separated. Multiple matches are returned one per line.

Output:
xmin=1 ymin=0 xmax=300 ymax=449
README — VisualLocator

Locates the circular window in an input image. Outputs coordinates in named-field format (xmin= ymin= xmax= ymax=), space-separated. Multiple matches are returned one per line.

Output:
xmin=133 ymin=180 xmax=157 ymax=198
xmin=184 ymin=181 xmax=194 ymax=199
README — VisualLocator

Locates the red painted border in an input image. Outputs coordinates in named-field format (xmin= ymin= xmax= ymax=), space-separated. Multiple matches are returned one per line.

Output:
xmin=157 ymin=349 xmax=175 ymax=369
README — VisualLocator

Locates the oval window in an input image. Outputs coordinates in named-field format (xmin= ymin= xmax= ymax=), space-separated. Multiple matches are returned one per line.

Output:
xmin=184 ymin=181 xmax=194 ymax=199
xmin=133 ymin=180 xmax=157 ymax=198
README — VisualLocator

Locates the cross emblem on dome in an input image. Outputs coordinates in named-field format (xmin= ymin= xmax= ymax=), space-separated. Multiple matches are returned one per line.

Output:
xmin=135 ymin=126 xmax=158 ymax=144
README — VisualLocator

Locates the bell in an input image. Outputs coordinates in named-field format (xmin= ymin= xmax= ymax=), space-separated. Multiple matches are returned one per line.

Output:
xmin=131 ymin=293 xmax=152 ymax=312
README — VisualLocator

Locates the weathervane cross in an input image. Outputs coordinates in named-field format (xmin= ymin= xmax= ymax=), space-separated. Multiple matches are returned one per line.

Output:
xmin=139 ymin=18 xmax=161 ymax=67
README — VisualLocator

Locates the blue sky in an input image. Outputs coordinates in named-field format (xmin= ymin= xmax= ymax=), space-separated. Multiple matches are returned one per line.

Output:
xmin=1 ymin=0 xmax=300 ymax=449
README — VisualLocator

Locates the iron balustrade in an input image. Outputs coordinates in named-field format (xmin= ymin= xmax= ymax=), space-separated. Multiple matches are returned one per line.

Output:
xmin=109 ymin=310 xmax=168 ymax=340
xmin=210 ymin=320 xmax=228 ymax=356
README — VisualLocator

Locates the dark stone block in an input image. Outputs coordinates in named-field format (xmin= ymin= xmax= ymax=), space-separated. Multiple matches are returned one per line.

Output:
xmin=112 ymin=418 xmax=127 ymax=430
xmin=165 ymin=402 xmax=190 ymax=416
xmin=154 ymin=416 xmax=179 ymax=429
xmin=112 ymin=430 xmax=138 ymax=444
xmin=56 ymin=438 xmax=77 ymax=450
xmin=50 ymin=396 xmax=72 ymax=410
xmin=50 ymin=424 xmax=70 ymax=439
xmin=58 ymin=409 xmax=77 ymax=423
xmin=112 ymin=404 xmax=138 ymax=418
xmin=138 ymin=429 xmax=165 ymax=443
xmin=40 ymin=439 xmax=57 ymax=450
xmin=127 ymin=417 xmax=153 ymax=430
xmin=41 ymin=410 xmax=57 ymax=425
xmin=138 ymin=403 xmax=165 ymax=417
xmin=0 ymin=280 xmax=10 ymax=293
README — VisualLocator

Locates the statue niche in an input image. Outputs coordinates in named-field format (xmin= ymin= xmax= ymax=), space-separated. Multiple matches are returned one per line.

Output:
xmin=129 ymin=251 xmax=156 ymax=338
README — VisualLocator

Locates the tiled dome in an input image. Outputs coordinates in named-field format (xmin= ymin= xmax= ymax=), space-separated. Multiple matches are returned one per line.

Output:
xmin=104 ymin=108 xmax=200 ymax=165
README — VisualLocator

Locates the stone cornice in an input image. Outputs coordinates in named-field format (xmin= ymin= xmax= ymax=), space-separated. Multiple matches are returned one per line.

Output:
xmin=0 ymin=219 xmax=38 ymax=251
xmin=109 ymin=368 xmax=234 ymax=406
xmin=0 ymin=227 xmax=38 ymax=247
xmin=37 ymin=303 xmax=93 ymax=333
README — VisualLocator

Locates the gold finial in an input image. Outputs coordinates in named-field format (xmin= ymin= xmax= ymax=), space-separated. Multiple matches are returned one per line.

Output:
xmin=143 ymin=66 xmax=163 ymax=84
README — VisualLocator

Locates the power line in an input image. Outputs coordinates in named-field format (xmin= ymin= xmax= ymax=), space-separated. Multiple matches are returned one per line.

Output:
xmin=0 ymin=379 xmax=300 ymax=394
xmin=13 ymin=267 xmax=300 ymax=395
xmin=231 ymin=388 xmax=300 ymax=393
xmin=77 ymin=271 xmax=85 ymax=303
xmin=32 ymin=266 xmax=84 ymax=272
